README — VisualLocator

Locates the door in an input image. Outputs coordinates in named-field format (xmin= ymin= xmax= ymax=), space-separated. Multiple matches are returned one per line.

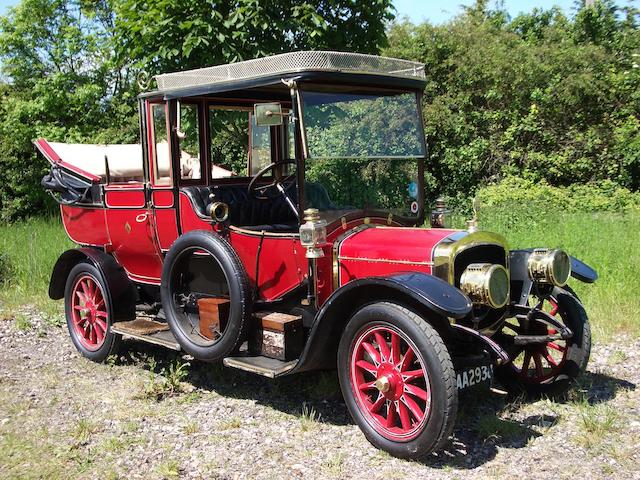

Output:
xmin=104 ymin=100 xmax=167 ymax=284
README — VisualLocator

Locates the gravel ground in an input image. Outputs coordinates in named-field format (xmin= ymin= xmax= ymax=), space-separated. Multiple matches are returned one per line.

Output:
xmin=1 ymin=308 xmax=639 ymax=480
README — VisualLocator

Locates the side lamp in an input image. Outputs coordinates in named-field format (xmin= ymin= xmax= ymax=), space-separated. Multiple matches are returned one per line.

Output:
xmin=299 ymin=208 xmax=327 ymax=258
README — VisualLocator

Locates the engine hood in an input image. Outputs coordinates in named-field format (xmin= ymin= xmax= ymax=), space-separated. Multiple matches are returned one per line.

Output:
xmin=335 ymin=226 xmax=460 ymax=286
xmin=334 ymin=226 xmax=508 ymax=286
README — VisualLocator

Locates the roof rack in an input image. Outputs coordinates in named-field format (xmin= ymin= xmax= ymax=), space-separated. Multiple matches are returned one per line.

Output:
xmin=154 ymin=51 xmax=426 ymax=94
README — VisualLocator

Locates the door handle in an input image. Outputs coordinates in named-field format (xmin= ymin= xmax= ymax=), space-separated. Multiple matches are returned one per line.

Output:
xmin=135 ymin=213 xmax=148 ymax=223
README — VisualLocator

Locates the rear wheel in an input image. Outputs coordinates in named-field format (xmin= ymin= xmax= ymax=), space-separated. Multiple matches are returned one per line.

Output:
xmin=64 ymin=263 xmax=121 ymax=362
xmin=495 ymin=287 xmax=591 ymax=397
xmin=337 ymin=302 xmax=457 ymax=459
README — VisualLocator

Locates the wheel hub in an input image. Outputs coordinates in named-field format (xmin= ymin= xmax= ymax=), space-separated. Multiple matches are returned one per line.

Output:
xmin=374 ymin=376 xmax=390 ymax=393
xmin=375 ymin=363 xmax=404 ymax=401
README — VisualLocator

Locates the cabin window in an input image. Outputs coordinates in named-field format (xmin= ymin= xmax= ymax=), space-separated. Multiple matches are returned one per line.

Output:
xmin=208 ymin=107 xmax=250 ymax=178
xmin=178 ymin=103 xmax=202 ymax=181
xmin=250 ymin=117 xmax=273 ymax=175
xmin=151 ymin=103 xmax=171 ymax=186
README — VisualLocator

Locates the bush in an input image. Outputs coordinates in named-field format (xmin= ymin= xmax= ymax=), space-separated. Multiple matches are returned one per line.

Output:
xmin=477 ymin=176 xmax=640 ymax=213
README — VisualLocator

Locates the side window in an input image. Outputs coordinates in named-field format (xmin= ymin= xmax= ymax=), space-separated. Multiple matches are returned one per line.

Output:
xmin=151 ymin=103 xmax=171 ymax=186
xmin=209 ymin=107 xmax=249 ymax=178
xmin=250 ymin=117 xmax=273 ymax=175
xmin=178 ymin=104 xmax=202 ymax=181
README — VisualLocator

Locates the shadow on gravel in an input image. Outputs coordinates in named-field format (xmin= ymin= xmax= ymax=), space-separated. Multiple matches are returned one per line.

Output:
xmin=114 ymin=339 xmax=636 ymax=469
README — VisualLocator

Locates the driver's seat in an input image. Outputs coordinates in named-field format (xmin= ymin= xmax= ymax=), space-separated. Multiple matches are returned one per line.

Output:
xmin=181 ymin=182 xmax=335 ymax=233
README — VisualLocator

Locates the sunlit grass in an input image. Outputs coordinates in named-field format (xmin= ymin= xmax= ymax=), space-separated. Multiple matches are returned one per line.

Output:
xmin=0 ymin=216 xmax=73 ymax=317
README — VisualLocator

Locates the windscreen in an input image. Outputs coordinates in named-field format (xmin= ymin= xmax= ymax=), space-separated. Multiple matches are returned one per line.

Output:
xmin=301 ymin=90 xmax=425 ymax=159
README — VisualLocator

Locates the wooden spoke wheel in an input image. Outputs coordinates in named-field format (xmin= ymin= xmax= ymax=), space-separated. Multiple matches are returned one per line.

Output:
xmin=350 ymin=325 xmax=431 ymax=441
xmin=64 ymin=263 xmax=120 ymax=362
xmin=495 ymin=287 xmax=591 ymax=397
xmin=338 ymin=302 xmax=457 ymax=459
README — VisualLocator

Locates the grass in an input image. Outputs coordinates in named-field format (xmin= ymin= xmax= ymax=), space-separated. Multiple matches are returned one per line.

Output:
xmin=574 ymin=401 xmax=620 ymax=450
xmin=299 ymin=403 xmax=320 ymax=432
xmin=0 ymin=207 xmax=638 ymax=340
xmin=141 ymin=357 xmax=191 ymax=400
xmin=0 ymin=216 xmax=73 ymax=318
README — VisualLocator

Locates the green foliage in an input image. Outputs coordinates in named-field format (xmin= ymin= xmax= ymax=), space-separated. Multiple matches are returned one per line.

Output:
xmin=0 ymin=0 xmax=139 ymax=221
xmin=142 ymin=358 xmax=191 ymax=400
xmin=385 ymin=0 xmax=640 ymax=200
xmin=113 ymin=0 xmax=394 ymax=74
xmin=0 ymin=215 xmax=73 ymax=313
xmin=477 ymin=176 xmax=640 ymax=213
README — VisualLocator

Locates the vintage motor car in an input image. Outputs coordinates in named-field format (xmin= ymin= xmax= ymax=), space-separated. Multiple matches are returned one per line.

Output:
xmin=38 ymin=51 xmax=598 ymax=459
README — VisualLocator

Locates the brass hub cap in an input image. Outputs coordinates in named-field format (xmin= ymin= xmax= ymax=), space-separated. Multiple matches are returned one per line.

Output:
xmin=374 ymin=376 xmax=391 ymax=393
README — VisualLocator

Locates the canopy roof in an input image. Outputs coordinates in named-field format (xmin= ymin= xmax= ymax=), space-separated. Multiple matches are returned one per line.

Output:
xmin=153 ymin=51 xmax=426 ymax=98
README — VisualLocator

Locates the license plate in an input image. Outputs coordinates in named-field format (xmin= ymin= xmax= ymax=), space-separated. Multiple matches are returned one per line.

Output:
xmin=456 ymin=364 xmax=493 ymax=390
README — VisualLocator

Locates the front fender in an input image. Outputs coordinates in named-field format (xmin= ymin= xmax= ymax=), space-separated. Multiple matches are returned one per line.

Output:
xmin=290 ymin=272 xmax=472 ymax=373
xmin=509 ymin=249 xmax=597 ymax=304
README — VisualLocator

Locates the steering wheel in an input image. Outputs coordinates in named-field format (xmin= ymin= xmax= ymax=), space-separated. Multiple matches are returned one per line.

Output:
xmin=248 ymin=160 xmax=299 ymax=219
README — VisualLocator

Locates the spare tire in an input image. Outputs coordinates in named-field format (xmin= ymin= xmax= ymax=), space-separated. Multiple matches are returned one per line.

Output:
xmin=161 ymin=230 xmax=251 ymax=361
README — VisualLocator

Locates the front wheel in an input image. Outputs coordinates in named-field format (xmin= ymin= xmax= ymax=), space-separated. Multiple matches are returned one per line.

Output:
xmin=495 ymin=287 xmax=591 ymax=397
xmin=337 ymin=302 xmax=457 ymax=459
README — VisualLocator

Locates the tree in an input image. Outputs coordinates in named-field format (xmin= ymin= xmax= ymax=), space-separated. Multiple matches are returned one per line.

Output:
xmin=0 ymin=0 xmax=395 ymax=220
xmin=113 ymin=0 xmax=394 ymax=74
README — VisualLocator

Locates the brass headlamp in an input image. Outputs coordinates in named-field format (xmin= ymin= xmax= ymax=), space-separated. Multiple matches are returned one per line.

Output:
xmin=527 ymin=248 xmax=571 ymax=286
xmin=460 ymin=263 xmax=510 ymax=309
xmin=299 ymin=208 xmax=327 ymax=258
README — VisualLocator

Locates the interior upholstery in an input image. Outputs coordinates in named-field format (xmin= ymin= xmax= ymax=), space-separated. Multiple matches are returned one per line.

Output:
xmin=181 ymin=182 xmax=337 ymax=231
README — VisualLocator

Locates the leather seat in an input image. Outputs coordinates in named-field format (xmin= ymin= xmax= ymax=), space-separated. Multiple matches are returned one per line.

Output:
xmin=181 ymin=182 xmax=336 ymax=232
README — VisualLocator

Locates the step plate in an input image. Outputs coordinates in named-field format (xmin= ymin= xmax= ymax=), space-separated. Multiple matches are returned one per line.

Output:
xmin=223 ymin=355 xmax=297 ymax=378
xmin=111 ymin=325 xmax=181 ymax=351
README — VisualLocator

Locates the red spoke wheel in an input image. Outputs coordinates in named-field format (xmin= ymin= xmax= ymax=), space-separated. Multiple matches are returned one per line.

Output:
xmin=71 ymin=274 xmax=109 ymax=351
xmin=64 ymin=263 xmax=120 ymax=362
xmin=351 ymin=325 xmax=431 ymax=441
xmin=495 ymin=287 xmax=591 ymax=397
xmin=338 ymin=302 xmax=457 ymax=459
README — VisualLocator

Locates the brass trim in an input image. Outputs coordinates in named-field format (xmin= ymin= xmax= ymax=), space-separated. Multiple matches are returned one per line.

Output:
xmin=331 ymin=224 xmax=375 ymax=290
xmin=432 ymin=230 xmax=509 ymax=284
xmin=229 ymin=225 xmax=299 ymax=238
xmin=338 ymin=255 xmax=434 ymax=266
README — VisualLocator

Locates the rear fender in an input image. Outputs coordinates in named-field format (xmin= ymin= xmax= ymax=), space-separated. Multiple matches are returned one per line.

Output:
xmin=291 ymin=272 xmax=472 ymax=373
xmin=49 ymin=248 xmax=136 ymax=322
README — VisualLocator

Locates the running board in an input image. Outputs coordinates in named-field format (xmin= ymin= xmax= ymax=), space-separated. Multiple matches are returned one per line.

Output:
xmin=111 ymin=325 xmax=181 ymax=351
xmin=223 ymin=354 xmax=297 ymax=378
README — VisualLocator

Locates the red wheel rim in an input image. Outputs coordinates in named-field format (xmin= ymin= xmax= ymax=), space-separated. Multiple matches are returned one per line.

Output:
xmin=511 ymin=298 xmax=568 ymax=384
xmin=70 ymin=274 xmax=108 ymax=351
xmin=349 ymin=324 xmax=431 ymax=442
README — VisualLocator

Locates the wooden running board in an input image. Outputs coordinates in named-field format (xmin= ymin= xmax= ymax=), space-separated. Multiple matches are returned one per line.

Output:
xmin=223 ymin=355 xmax=297 ymax=378
xmin=111 ymin=323 xmax=181 ymax=351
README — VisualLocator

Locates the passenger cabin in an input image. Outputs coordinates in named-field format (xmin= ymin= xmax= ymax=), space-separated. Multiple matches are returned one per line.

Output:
xmin=36 ymin=51 xmax=428 ymax=303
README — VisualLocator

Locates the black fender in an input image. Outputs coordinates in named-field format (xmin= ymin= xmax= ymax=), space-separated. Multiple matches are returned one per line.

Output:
xmin=290 ymin=272 xmax=472 ymax=373
xmin=509 ymin=249 xmax=597 ymax=304
xmin=49 ymin=248 xmax=136 ymax=322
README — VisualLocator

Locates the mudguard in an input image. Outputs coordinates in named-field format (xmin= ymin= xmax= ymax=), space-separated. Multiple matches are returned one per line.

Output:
xmin=510 ymin=249 xmax=598 ymax=283
xmin=290 ymin=272 xmax=472 ymax=373
xmin=49 ymin=248 xmax=136 ymax=322
xmin=509 ymin=249 xmax=597 ymax=305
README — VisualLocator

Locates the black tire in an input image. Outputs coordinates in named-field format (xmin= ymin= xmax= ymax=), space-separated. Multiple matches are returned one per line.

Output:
xmin=161 ymin=230 xmax=251 ymax=361
xmin=64 ymin=262 xmax=121 ymax=362
xmin=495 ymin=287 xmax=591 ymax=397
xmin=337 ymin=302 xmax=457 ymax=459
